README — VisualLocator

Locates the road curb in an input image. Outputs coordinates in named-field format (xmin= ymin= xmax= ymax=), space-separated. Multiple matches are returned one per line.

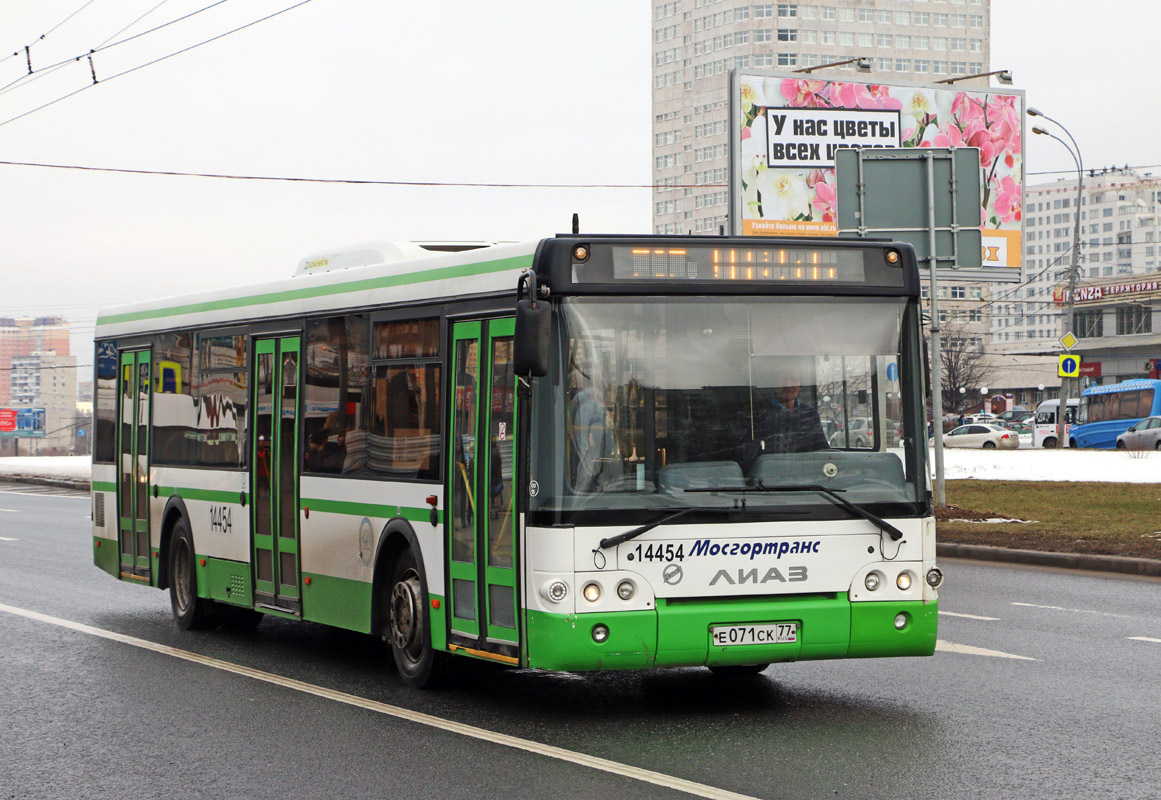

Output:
xmin=937 ymin=542 xmax=1161 ymax=578
xmin=0 ymin=475 xmax=90 ymax=491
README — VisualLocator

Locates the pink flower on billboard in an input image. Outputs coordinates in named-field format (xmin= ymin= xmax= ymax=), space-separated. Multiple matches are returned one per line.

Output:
xmin=993 ymin=175 xmax=1022 ymax=225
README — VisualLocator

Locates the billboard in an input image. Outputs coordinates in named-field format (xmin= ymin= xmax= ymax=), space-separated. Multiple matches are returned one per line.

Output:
xmin=0 ymin=407 xmax=46 ymax=437
xmin=730 ymin=72 xmax=1024 ymax=275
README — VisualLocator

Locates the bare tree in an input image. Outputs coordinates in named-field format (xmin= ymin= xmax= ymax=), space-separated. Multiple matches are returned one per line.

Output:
xmin=937 ymin=324 xmax=996 ymax=416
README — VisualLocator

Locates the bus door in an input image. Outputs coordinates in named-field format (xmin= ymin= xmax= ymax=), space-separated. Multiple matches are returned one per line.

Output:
xmin=117 ymin=349 xmax=152 ymax=582
xmin=447 ymin=318 xmax=520 ymax=663
xmin=251 ymin=336 xmax=303 ymax=614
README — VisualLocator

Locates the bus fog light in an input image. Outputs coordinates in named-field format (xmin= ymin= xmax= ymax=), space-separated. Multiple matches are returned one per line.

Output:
xmin=896 ymin=571 xmax=913 ymax=591
xmin=617 ymin=580 xmax=635 ymax=600
xmin=894 ymin=613 xmax=909 ymax=630
xmin=926 ymin=568 xmax=944 ymax=588
xmin=591 ymin=624 xmax=610 ymax=643
xmin=864 ymin=572 xmax=881 ymax=591
xmin=583 ymin=582 xmax=601 ymax=603
xmin=540 ymin=580 xmax=568 ymax=603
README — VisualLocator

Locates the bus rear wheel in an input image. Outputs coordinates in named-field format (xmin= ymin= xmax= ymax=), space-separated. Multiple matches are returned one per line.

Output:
xmin=386 ymin=549 xmax=442 ymax=688
xmin=169 ymin=520 xmax=217 ymax=631
xmin=1042 ymin=437 xmax=1057 ymax=449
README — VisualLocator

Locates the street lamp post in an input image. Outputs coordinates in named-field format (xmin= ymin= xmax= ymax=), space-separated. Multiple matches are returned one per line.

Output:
xmin=1029 ymin=108 xmax=1084 ymax=449
xmin=794 ymin=57 xmax=872 ymax=75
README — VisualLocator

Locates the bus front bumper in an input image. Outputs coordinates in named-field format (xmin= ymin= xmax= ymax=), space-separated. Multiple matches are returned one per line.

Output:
xmin=524 ymin=593 xmax=937 ymax=672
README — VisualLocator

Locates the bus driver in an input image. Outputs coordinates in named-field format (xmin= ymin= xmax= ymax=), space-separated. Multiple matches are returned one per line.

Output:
xmin=757 ymin=363 xmax=828 ymax=453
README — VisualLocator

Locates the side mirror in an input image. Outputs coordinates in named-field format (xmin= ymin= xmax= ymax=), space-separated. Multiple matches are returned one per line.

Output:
xmin=514 ymin=271 xmax=550 ymax=377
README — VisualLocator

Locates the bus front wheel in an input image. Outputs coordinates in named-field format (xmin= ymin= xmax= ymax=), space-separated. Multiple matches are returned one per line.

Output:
xmin=169 ymin=519 xmax=217 ymax=631
xmin=386 ymin=549 xmax=442 ymax=688
xmin=1042 ymin=437 xmax=1057 ymax=449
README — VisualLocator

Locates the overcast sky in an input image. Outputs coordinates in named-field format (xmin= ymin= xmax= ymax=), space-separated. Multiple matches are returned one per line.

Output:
xmin=1 ymin=0 xmax=1158 ymax=370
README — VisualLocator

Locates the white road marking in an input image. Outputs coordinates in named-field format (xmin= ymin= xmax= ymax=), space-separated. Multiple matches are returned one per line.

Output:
xmin=936 ymin=639 xmax=1038 ymax=661
xmin=0 ymin=508 xmax=18 ymax=512
xmin=939 ymin=611 xmax=999 ymax=621
xmin=0 ymin=536 xmax=16 ymax=541
xmin=1012 ymin=602 xmax=1136 ymax=620
xmin=0 ymin=602 xmax=758 ymax=800
xmin=1128 ymin=637 xmax=1161 ymax=644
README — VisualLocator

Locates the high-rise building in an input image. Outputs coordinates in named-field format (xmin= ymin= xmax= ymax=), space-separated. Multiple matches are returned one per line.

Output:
xmin=651 ymin=0 xmax=991 ymax=235
xmin=995 ymin=168 xmax=1161 ymax=350
xmin=0 ymin=316 xmax=70 ymax=406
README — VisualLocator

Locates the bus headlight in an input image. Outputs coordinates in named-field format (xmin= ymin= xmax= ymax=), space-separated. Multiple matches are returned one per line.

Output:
xmin=583 ymin=582 xmax=601 ymax=603
xmin=896 ymin=572 xmax=913 ymax=591
xmin=540 ymin=580 xmax=568 ymax=603
xmin=864 ymin=572 xmax=882 ymax=591
xmin=591 ymin=624 xmax=610 ymax=643
xmin=617 ymin=580 xmax=635 ymax=601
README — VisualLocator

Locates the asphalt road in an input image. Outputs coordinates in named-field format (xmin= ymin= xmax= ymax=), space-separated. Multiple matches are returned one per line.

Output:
xmin=2 ymin=480 xmax=1159 ymax=800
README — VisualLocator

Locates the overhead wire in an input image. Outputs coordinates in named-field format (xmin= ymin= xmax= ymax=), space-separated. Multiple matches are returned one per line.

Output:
xmin=0 ymin=0 xmax=229 ymax=97
xmin=0 ymin=0 xmax=312 ymax=130
xmin=0 ymin=0 xmax=97 ymax=67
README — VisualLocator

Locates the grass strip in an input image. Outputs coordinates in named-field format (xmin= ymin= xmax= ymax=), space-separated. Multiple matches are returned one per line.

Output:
xmin=938 ymin=480 xmax=1161 ymax=560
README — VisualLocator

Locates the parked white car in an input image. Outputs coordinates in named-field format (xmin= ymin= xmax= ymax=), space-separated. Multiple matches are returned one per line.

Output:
xmin=938 ymin=424 xmax=1019 ymax=450
xmin=961 ymin=413 xmax=1001 ymax=426
xmin=1115 ymin=416 xmax=1161 ymax=450
xmin=829 ymin=417 xmax=874 ymax=448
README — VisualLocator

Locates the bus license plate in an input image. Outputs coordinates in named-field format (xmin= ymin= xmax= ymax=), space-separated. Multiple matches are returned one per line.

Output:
xmin=711 ymin=623 xmax=797 ymax=647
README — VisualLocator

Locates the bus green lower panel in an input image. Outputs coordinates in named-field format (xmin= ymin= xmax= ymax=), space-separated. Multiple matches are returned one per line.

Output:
xmin=302 ymin=573 xmax=373 ymax=633
xmin=93 ymin=536 xmax=119 ymax=577
xmin=526 ymin=594 xmax=938 ymax=672
xmin=847 ymin=599 xmax=938 ymax=658
xmin=656 ymin=594 xmax=852 ymax=667
xmin=204 ymin=558 xmax=253 ymax=608
xmin=526 ymin=608 xmax=657 ymax=671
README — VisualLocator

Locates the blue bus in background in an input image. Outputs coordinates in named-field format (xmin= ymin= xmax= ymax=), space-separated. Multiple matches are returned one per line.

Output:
xmin=1071 ymin=379 xmax=1161 ymax=448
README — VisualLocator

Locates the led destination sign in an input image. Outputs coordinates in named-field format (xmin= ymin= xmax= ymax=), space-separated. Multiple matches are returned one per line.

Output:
xmin=608 ymin=244 xmax=867 ymax=283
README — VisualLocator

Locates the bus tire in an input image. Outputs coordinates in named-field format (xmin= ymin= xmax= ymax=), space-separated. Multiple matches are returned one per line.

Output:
xmin=1069 ymin=439 xmax=1078 ymax=449
xmin=708 ymin=664 xmax=769 ymax=676
xmin=1043 ymin=437 xmax=1057 ymax=449
xmin=386 ymin=549 xmax=442 ymax=688
xmin=169 ymin=519 xmax=217 ymax=631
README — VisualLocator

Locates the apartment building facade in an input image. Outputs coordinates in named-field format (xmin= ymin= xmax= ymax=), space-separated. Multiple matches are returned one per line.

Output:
xmin=651 ymin=0 xmax=991 ymax=236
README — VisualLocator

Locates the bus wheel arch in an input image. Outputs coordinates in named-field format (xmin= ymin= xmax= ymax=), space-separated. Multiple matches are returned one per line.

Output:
xmin=1069 ymin=438 xmax=1079 ymax=449
xmin=158 ymin=496 xmax=192 ymax=591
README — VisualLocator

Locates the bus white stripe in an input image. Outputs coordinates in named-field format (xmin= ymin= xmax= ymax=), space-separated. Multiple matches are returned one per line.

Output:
xmin=0 ymin=602 xmax=760 ymax=800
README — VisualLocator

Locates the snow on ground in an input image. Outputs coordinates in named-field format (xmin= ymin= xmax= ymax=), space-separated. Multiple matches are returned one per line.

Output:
xmin=2 ymin=450 xmax=1160 ymax=485
xmin=0 ymin=456 xmax=92 ymax=483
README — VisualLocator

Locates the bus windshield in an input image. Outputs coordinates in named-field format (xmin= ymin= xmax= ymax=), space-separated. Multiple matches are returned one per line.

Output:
xmin=529 ymin=296 xmax=923 ymax=517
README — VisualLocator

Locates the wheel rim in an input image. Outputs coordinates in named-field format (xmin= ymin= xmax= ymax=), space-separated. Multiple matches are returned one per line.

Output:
xmin=390 ymin=570 xmax=424 ymax=662
xmin=173 ymin=538 xmax=192 ymax=613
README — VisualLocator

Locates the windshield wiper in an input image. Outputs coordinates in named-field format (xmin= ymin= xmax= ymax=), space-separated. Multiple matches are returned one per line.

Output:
xmin=599 ymin=506 xmax=746 ymax=550
xmin=718 ymin=483 xmax=903 ymax=541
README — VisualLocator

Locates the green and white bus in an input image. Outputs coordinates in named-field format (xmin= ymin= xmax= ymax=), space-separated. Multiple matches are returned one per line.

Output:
xmin=92 ymin=234 xmax=940 ymax=687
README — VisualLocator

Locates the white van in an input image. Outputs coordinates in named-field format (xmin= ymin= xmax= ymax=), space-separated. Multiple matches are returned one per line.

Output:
xmin=1031 ymin=398 xmax=1079 ymax=448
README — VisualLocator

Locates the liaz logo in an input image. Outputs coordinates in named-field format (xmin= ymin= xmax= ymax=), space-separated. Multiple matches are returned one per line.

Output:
xmin=709 ymin=566 xmax=808 ymax=585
